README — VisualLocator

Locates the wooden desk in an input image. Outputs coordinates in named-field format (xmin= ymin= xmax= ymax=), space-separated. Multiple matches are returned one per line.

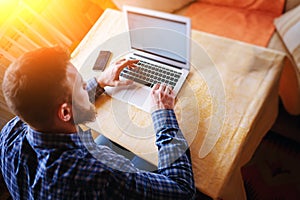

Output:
xmin=71 ymin=9 xmax=285 ymax=200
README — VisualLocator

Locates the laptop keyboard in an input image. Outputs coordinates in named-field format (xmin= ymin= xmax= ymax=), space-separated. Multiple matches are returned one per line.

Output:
xmin=120 ymin=60 xmax=182 ymax=88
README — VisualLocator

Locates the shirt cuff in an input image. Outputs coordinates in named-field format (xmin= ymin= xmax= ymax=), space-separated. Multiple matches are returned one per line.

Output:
xmin=151 ymin=109 xmax=179 ymax=134
xmin=86 ymin=78 xmax=105 ymax=103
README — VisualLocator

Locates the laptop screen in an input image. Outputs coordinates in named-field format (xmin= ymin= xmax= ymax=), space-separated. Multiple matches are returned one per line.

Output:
xmin=127 ymin=10 xmax=189 ymax=65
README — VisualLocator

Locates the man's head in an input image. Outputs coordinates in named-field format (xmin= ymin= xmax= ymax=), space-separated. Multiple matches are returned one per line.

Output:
xmin=2 ymin=47 xmax=96 ymax=132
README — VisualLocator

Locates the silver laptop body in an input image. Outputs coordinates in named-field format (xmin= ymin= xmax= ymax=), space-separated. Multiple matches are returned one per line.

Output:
xmin=105 ymin=6 xmax=191 ymax=112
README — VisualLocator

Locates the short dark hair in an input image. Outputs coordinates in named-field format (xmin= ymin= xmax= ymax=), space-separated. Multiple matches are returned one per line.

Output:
xmin=2 ymin=46 xmax=71 ymax=127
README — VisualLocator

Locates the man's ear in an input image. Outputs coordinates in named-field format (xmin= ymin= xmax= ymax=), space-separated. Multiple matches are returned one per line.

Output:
xmin=58 ymin=103 xmax=72 ymax=122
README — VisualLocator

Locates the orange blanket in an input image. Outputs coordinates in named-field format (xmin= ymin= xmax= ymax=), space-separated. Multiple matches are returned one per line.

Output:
xmin=185 ymin=0 xmax=285 ymax=46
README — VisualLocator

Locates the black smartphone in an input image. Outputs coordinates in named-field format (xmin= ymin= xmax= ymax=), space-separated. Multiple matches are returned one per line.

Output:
xmin=92 ymin=50 xmax=112 ymax=71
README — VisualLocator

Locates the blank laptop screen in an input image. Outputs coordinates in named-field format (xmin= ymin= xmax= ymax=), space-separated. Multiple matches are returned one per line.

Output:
xmin=127 ymin=11 xmax=188 ymax=65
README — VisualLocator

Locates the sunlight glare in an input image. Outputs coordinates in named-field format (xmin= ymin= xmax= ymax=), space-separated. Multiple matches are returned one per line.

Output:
xmin=0 ymin=0 xmax=19 ymax=25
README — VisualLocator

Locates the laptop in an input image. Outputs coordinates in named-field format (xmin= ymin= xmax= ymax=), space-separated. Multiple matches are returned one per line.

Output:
xmin=105 ymin=6 xmax=191 ymax=112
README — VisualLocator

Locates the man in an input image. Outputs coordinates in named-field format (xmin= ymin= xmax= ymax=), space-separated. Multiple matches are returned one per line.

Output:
xmin=0 ymin=47 xmax=195 ymax=199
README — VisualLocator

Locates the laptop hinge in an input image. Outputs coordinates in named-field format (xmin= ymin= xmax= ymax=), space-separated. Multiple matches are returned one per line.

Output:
xmin=132 ymin=52 xmax=183 ymax=70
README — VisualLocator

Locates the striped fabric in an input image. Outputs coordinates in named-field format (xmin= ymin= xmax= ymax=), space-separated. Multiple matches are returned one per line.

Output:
xmin=275 ymin=5 xmax=300 ymax=70
xmin=274 ymin=5 xmax=300 ymax=115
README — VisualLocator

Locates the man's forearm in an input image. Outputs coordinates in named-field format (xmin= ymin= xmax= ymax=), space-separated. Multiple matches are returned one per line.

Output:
xmin=152 ymin=109 xmax=196 ymax=197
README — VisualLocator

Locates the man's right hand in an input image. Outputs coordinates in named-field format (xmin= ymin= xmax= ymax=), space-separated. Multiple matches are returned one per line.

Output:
xmin=97 ymin=59 xmax=138 ymax=88
xmin=151 ymin=84 xmax=175 ymax=112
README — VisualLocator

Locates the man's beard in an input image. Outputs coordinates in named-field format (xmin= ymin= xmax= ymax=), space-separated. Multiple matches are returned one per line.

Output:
xmin=72 ymin=101 xmax=97 ymax=125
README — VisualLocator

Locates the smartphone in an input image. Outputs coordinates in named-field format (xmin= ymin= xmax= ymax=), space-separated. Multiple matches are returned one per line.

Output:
xmin=92 ymin=50 xmax=112 ymax=71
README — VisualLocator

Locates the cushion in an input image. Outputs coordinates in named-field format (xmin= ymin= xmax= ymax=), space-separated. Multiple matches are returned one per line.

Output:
xmin=274 ymin=5 xmax=300 ymax=115
xmin=185 ymin=1 xmax=285 ymax=46
xmin=112 ymin=0 xmax=195 ymax=13
xmin=197 ymin=0 xmax=285 ymax=15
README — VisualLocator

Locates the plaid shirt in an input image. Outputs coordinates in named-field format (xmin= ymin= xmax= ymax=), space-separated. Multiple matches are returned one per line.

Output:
xmin=0 ymin=78 xmax=195 ymax=200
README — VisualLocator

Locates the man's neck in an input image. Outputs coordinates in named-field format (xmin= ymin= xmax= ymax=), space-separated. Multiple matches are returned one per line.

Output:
xmin=31 ymin=122 xmax=77 ymax=134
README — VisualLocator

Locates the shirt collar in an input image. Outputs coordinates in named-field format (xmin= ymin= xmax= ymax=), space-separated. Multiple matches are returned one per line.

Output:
xmin=26 ymin=126 xmax=95 ymax=150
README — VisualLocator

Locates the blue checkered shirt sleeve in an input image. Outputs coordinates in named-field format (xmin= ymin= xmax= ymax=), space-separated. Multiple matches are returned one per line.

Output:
xmin=86 ymin=77 xmax=105 ymax=103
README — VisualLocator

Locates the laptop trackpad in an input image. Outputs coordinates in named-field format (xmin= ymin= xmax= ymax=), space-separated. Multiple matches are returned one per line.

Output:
xmin=122 ymin=85 xmax=150 ymax=108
